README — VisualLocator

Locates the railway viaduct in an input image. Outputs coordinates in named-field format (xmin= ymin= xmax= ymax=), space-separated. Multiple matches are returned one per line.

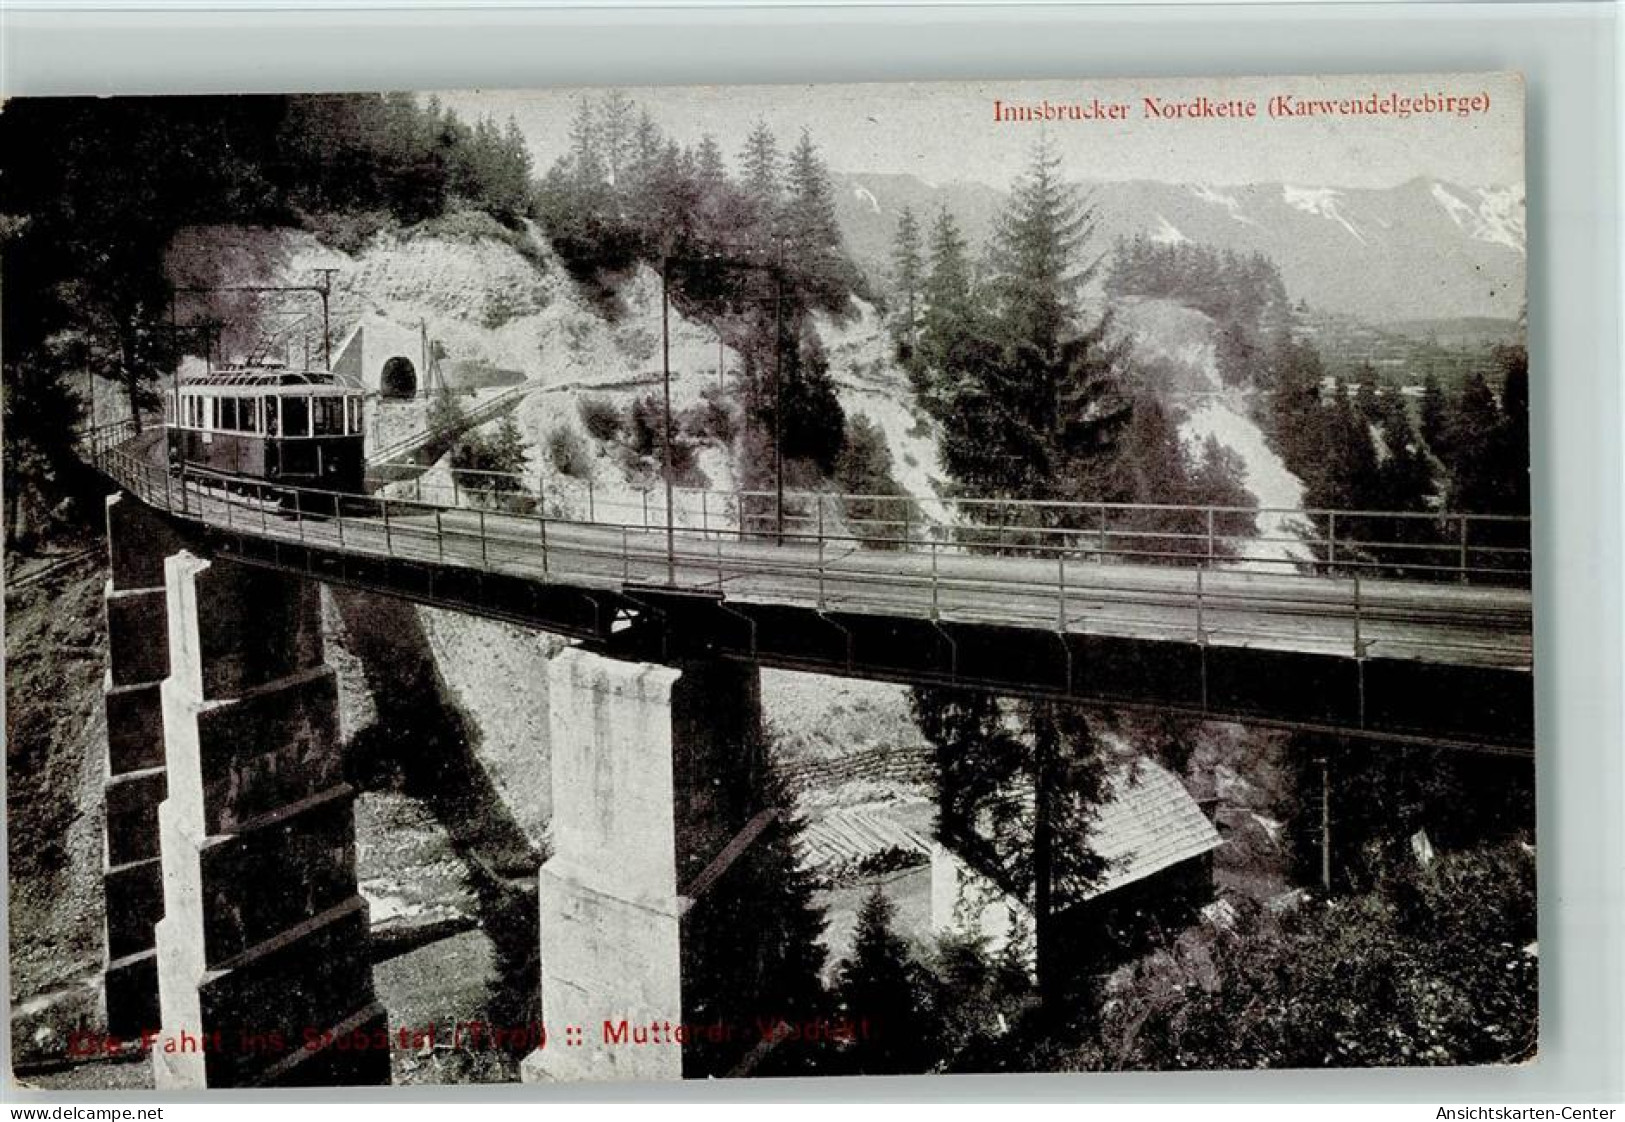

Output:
xmin=88 ymin=426 xmax=1535 ymax=1086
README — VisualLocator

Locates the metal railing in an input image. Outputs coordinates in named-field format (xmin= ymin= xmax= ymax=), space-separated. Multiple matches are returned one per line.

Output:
xmin=85 ymin=420 xmax=1533 ymax=670
xmin=365 ymin=463 xmax=1532 ymax=586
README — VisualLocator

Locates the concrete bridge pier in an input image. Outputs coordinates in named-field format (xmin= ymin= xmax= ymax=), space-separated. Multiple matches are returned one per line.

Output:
xmin=151 ymin=552 xmax=389 ymax=1088
xmin=100 ymin=495 xmax=186 ymax=1036
xmin=522 ymin=647 xmax=765 ymax=1084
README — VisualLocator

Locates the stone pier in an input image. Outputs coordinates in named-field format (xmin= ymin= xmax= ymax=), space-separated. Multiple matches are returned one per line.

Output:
xmin=151 ymin=552 xmax=388 ymax=1088
xmin=101 ymin=494 xmax=186 ymax=1036
xmin=522 ymin=647 xmax=765 ymax=1084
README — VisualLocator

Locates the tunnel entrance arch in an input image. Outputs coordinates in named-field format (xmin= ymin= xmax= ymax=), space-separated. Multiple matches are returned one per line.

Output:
xmin=380 ymin=356 xmax=417 ymax=399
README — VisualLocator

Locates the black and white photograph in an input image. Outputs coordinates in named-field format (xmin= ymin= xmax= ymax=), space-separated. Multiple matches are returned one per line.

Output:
xmin=3 ymin=72 xmax=1535 ymax=1089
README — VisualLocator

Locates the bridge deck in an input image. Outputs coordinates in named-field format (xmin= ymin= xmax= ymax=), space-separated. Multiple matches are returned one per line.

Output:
xmin=100 ymin=428 xmax=1531 ymax=674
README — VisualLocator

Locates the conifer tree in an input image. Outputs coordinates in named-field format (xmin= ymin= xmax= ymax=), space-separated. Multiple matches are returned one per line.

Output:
xmin=1446 ymin=370 xmax=1505 ymax=512
xmin=835 ymin=889 xmax=942 ymax=1074
xmin=1492 ymin=342 xmax=1531 ymax=515
xmin=565 ymin=96 xmax=604 ymax=189
xmin=692 ymin=133 xmax=728 ymax=190
xmin=738 ymin=121 xmax=782 ymax=221
xmin=1419 ymin=371 xmax=1451 ymax=462
xmin=596 ymin=89 xmax=636 ymax=187
xmin=890 ymin=205 xmax=924 ymax=355
xmin=923 ymin=139 xmax=1129 ymax=511
xmin=780 ymin=129 xmax=853 ymax=311
xmin=986 ymin=134 xmax=1098 ymax=359
xmin=682 ymin=763 xmax=834 ymax=1078
xmin=628 ymin=108 xmax=663 ymax=187
xmin=912 ymin=208 xmax=980 ymax=405
xmin=910 ymin=139 xmax=1141 ymax=1016
xmin=923 ymin=208 xmax=974 ymax=316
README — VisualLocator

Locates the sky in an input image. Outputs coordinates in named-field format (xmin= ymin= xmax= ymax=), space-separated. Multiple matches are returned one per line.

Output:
xmin=439 ymin=73 xmax=1525 ymax=192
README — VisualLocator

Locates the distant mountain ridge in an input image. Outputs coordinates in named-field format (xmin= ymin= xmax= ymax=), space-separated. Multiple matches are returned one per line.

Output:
xmin=833 ymin=172 xmax=1524 ymax=325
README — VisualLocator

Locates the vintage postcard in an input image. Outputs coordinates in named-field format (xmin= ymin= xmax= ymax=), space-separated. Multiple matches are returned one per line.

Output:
xmin=3 ymin=72 xmax=1531 ymax=1088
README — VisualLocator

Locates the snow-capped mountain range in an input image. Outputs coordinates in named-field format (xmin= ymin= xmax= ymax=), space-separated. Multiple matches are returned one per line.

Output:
xmin=833 ymin=173 xmax=1525 ymax=324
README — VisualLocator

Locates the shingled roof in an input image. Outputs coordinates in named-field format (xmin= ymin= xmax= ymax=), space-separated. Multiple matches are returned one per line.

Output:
xmin=1081 ymin=757 xmax=1223 ymax=900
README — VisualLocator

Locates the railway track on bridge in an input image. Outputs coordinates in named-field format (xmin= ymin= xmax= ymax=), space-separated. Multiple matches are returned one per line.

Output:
xmin=83 ymin=421 xmax=1537 ymax=754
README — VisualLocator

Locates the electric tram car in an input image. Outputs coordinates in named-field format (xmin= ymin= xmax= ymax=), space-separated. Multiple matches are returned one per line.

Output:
xmin=166 ymin=363 xmax=369 ymax=495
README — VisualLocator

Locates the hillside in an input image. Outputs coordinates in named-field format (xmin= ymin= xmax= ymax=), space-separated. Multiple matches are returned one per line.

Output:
xmin=1112 ymin=296 xmax=1317 ymax=567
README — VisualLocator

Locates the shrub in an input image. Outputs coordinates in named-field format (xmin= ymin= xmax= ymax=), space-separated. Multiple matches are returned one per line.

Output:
xmin=682 ymin=384 xmax=737 ymax=446
xmin=407 ymin=209 xmax=550 ymax=274
xmin=407 ymin=208 xmax=513 ymax=246
xmin=546 ymin=425 xmax=589 ymax=479
xmin=616 ymin=324 xmax=658 ymax=364
xmin=835 ymin=414 xmax=915 ymax=550
xmin=578 ymin=395 xmax=622 ymax=442
xmin=628 ymin=392 xmax=698 ymax=482
xmin=304 ymin=209 xmax=395 ymax=255
xmin=628 ymin=393 xmax=663 ymax=458
xmin=481 ymin=290 xmax=528 ymax=330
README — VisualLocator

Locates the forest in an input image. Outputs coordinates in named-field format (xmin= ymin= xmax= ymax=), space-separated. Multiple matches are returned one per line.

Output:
xmin=1107 ymin=233 xmax=1531 ymax=575
xmin=529 ymin=92 xmax=863 ymax=508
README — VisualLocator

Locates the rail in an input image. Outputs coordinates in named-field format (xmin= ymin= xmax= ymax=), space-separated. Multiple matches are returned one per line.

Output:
xmin=364 ymin=463 xmax=1532 ymax=586
xmin=85 ymin=419 xmax=1534 ymax=672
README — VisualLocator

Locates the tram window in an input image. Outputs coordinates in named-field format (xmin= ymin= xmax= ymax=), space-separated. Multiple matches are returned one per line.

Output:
xmin=221 ymin=397 xmax=239 ymax=431
xmin=314 ymin=396 xmax=345 ymax=436
xmin=242 ymin=397 xmax=261 ymax=433
xmin=282 ymin=395 xmax=310 ymax=437
xmin=264 ymin=397 xmax=280 ymax=436
xmin=345 ymin=397 xmax=361 ymax=435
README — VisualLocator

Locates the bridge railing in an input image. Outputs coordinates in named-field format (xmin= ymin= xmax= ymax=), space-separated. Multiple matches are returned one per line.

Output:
xmin=366 ymin=463 xmax=1531 ymax=586
xmin=88 ymin=435 xmax=1532 ymax=673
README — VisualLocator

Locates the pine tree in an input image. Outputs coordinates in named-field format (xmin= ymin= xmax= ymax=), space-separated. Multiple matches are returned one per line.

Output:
xmin=890 ymin=205 xmax=924 ymax=355
xmin=1419 ymin=371 xmax=1451 ymax=461
xmin=738 ymin=121 xmax=782 ymax=221
xmin=834 ymin=889 xmax=942 ymax=1074
xmin=909 ymin=140 xmax=1150 ymax=1019
xmin=913 ymin=208 xmax=980 ymax=406
xmin=927 ymin=138 xmax=1129 ymax=510
xmin=909 ymin=685 xmax=1112 ymax=1014
xmin=834 ymin=414 xmax=913 ymax=550
xmin=1368 ymin=388 xmax=1439 ymax=572
xmin=686 ymin=132 xmax=753 ymax=268
xmin=1493 ymin=342 xmax=1531 ymax=514
xmin=496 ymin=117 xmax=535 ymax=220
xmin=1446 ymin=370 xmax=1506 ymax=512
xmin=597 ymin=89 xmax=636 ymax=187
xmin=682 ymin=763 xmax=834 ymax=1078
xmin=924 ymin=208 xmax=974 ymax=315
xmin=565 ymin=96 xmax=604 ymax=189
xmin=774 ymin=325 xmax=846 ymax=473
xmin=693 ymin=133 xmax=726 ymax=184
xmin=1308 ymin=388 xmax=1381 ymax=512
xmin=628 ymin=108 xmax=662 ymax=185
xmin=987 ymin=134 xmax=1097 ymax=359
xmin=780 ymin=129 xmax=853 ymax=311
